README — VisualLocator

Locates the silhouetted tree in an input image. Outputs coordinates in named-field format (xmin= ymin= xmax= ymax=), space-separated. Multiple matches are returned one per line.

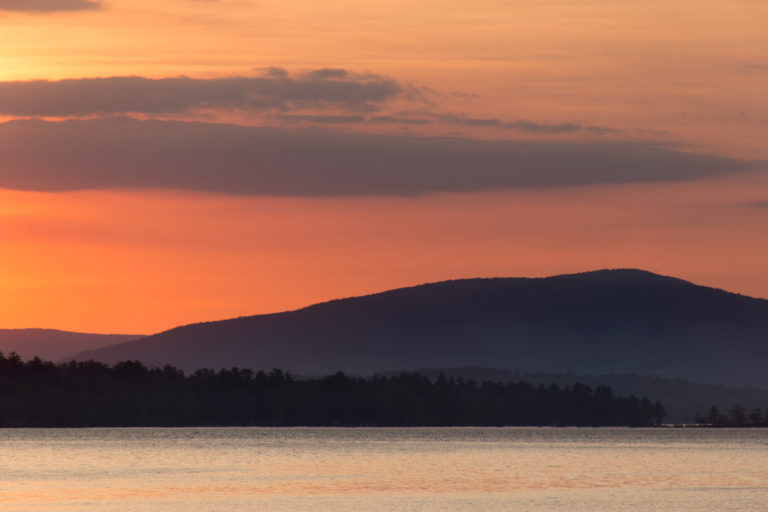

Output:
xmin=697 ymin=403 xmax=768 ymax=427
xmin=748 ymin=408 xmax=764 ymax=427
xmin=0 ymin=353 xmax=668 ymax=427
xmin=707 ymin=406 xmax=729 ymax=427
xmin=729 ymin=404 xmax=747 ymax=427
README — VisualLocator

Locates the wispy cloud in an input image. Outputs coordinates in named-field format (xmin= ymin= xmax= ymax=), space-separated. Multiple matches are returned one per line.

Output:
xmin=0 ymin=0 xmax=101 ymax=12
xmin=433 ymin=114 xmax=620 ymax=134
xmin=505 ymin=120 xmax=581 ymax=133
xmin=275 ymin=114 xmax=365 ymax=124
xmin=741 ymin=64 xmax=768 ymax=74
xmin=370 ymin=116 xmax=431 ymax=125
xmin=0 ymin=117 xmax=751 ymax=196
xmin=277 ymin=111 xmax=621 ymax=135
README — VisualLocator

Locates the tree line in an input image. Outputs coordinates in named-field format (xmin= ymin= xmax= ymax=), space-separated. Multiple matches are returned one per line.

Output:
xmin=695 ymin=405 xmax=768 ymax=427
xmin=0 ymin=352 xmax=666 ymax=427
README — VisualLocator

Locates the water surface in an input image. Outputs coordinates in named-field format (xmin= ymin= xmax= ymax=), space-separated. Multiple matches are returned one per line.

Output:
xmin=1 ymin=427 xmax=766 ymax=511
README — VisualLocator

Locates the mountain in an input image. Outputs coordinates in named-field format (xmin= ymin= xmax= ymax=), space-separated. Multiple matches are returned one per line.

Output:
xmin=71 ymin=269 xmax=768 ymax=387
xmin=0 ymin=329 xmax=144 ymax=362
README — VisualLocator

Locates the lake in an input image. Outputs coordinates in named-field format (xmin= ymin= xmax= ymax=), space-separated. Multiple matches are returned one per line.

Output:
xmin=1 ymin=427 xmax=767 ymax=511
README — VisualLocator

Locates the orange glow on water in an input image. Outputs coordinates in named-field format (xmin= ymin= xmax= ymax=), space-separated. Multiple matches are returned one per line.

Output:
xmin=2 ymin=428 xmax=768 ymax=511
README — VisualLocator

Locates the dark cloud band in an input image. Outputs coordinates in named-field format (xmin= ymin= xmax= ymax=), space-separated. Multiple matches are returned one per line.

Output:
xmin=434 ymin=114 xmax=620 ymax=134
xmin=0 ymin=0 xmax=100 ymax=12
xmin=0 ymin=71 xmax=619 ymax=135
xmin=0 ymin=117 xmax=753 ymax=196
xmin=0 ymin=69 xmax=402 ymax=116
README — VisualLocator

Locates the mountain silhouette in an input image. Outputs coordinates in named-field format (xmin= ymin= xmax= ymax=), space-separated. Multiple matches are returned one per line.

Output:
xmin=71 ymin=269 xmax=768 ymax=387
xmin=0 ymin=329 xmax=144 ymax=362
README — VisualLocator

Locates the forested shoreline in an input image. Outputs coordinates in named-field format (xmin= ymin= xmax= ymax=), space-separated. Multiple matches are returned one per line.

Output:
xmin=0 ymin=353 xmax=666 ymax=427
xmin=695 ymin=405 xmax=768 ymax=427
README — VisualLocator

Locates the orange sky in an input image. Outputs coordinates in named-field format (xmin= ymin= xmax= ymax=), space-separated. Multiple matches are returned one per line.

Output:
xmin=0 ymin=0 xmax=767 ymax=333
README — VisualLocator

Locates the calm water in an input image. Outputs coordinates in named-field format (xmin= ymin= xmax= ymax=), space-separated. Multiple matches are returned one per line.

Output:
xmin=1 ymin=427 xmax=767 ymax=511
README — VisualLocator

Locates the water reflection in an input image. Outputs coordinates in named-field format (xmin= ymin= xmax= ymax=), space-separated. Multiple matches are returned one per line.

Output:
xmin=1 ymin=428 xmax=767 ymax=511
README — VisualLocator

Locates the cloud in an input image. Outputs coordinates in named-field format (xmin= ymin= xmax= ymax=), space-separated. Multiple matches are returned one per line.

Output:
xmin=0 ymin=69 xmax=402 ymax=116
xmin=0 ymin=0 xmax=100 ymax=11
xmin=379 ymin=112 xmax=620 ymax=134
xmin=0 ymin=71 xmax=621 ymax=135
xmin=439 ymin=115 xmax=621 ymax=134
xmin=276 ymin=114 xmax=365 ymax=124
xmin=0 ymin=117 xmax=753 ymax=196
xmin=275 ymin=110 xmax=621 ymax=134
xmin=741 ymin=64 xmax=768 ymax=74
xmin=505 ymin=120 xmax=581 ymax=133
xmin=585 ymin=126 xmax=623 ymax=135
xmin=370 ymin=116 xmax=431 ymax=125
xmin=437 ymin=113 xmax=501 ymax=127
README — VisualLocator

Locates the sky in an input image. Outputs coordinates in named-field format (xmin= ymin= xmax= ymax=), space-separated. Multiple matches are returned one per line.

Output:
xmin=0 ymin=0 xmax=767 ymax=334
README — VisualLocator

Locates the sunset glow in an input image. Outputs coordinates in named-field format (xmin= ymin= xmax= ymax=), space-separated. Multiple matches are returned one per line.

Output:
xmin=1 ymin=0 xmax=767 ymax=333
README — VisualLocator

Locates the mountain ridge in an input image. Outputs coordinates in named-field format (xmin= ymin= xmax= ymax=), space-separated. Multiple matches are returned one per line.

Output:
xmin=0 ymin=329 xmax=144 ymax=362
xmin=71 ymin=268 xmax=768 ymax=387
xmin=141 ymin=269 xmax=705 ymax=332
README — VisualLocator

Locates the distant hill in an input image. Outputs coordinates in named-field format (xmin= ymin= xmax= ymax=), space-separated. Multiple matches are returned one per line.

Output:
xmin=72 ymin=269 xmax=768 ymax=387
xmin=392 ymin=367 xmax=768 ymax=423
xmin=0 ymin=329 xmax=144 ymax=362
